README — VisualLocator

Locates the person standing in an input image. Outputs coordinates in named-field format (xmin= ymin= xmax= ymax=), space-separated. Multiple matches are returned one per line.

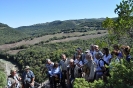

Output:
xmin=82 ymin=52 xmax=96 ymax=82
xmin=22 ymin=66 xmax=35 ymax=88
xmin=49 ymin=62 xmax=60 ymax=88
xmin=93 ymin=45 xmax=103 ymax=63
xmin=73 ymin=48 xmax=85 ymax=64
xmin=102 ymin=48 xmax=112 ymax=65
xmin=59 ymin=54 xmax=69 ymax=88
xmin=42 ymin=59 xmax=54 ymax=83
xmin=67 ymin=59 xmax=79 ymax=88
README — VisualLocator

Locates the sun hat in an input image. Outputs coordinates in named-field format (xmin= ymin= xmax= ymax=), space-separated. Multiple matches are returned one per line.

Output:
xmin=85 ymin=49 xmax=90 ymax=53
xmin=25 ymin=66 xmax=30 ymax=69
xmin=10 ymin=67 xmax=16 ymax=74
xmin=69 ymin=59 xmax=74 ymax=62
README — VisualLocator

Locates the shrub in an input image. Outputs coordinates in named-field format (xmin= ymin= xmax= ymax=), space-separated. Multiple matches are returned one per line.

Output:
xmin=74 ymin=59 xmax=133 ymax=88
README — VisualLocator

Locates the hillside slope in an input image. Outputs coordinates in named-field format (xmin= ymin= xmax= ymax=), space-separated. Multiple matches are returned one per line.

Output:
xmin=0 ymin=23 xmax=29 ymax=45
xmin=15 ymin=18 xmax=107 ymax=36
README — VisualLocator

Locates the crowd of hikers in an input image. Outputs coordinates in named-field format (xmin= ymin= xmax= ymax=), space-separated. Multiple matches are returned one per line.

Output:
xmin=7 ymin=44 xmax=131 ymax=88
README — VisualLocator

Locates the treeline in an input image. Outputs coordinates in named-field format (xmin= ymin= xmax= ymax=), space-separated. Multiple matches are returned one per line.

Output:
xmin=0 ymin=18 xmax=108 ymax=45
xmin=15 ymin=18 xmax=107 ymax=37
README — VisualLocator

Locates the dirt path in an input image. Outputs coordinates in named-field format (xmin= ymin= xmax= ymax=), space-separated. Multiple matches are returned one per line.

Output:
xmin=0 ymin=59 xmax=18 ymax=76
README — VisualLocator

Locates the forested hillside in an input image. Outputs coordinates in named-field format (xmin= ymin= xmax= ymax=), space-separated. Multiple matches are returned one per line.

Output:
xmin=0 ymin=18 xmax=108 ymax=45
xmin=15 ymin=18 xmax=108 ymax=36
xmin=0 ymin=23 xmax=29 ymax=45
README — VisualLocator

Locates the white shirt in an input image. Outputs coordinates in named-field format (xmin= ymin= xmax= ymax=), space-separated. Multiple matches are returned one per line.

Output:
xmin=74 ymin=59 xmax=83 ymax=67
xmin=93 ymin=50 xmax=103 ymax=63
xmin=103 ymin=54 xmax=112 ymax=64
xmin=50 ymin=66 xmax=60 ymax=76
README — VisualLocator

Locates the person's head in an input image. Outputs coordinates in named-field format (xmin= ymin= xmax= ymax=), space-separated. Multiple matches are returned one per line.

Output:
xmin=85 ymin=49 xmax=90 ymax=54
xmin=121 ymin=45 xmax=127 ymax=50
xmin=90 ymin=45 xmax=94 ymax=51
xmin=25 ymin=66 xmax=30 ymax=72
xmin=113 ymin=44 xmax=119 ymax=50
xmin=10 ymin=68 xmax=17 ymax=76
xmin=94 ymin=45 xmax=99 ymax=52
xmin=102 ymin=48 xmax=109 ymax=56
xmin=76 ymin=54 xmax=81 ymax=60
xmin=61 ymin=54 xmax=66 ymax=60
xmin=69 ymin=59 xmax=74 ymax=66
xmin=86 ymin=52 xmax=92 ymax=60
xmin=95 ymin=52 xmax=102 ymax=60
xmin=53 ymin=62 xmax=59 ymax=68
xmin=76 ymin=47 xmax=82 ymax=54
xmin=111 ymin=50 xmax=119 ymax=56
xmin=46 ymin=59 xmax=51 ymax=64
xmin=123 ymin=46 xmax=130 ymax=55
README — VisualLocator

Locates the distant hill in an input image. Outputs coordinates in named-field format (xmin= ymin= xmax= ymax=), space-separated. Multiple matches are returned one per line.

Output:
xmin=0 ymin=23 xmax=28 ymax=45
xmin=0 ymin=18 xmax=116 ymax=45
xmin=15 ymin=18 xmax=108 ymax=36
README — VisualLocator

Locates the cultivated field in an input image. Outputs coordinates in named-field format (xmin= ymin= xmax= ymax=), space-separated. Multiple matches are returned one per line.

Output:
xmin=0 ymin=30 xmax=107 ymax=54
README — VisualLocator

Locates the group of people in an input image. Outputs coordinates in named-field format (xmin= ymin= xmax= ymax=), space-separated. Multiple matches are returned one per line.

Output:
xmin=42 ymin=44 xmax=131 ymax=88
xmin=7 ymin=66 xmax=35 ymax=88
xmin=7 ymin=44 xmax=131 ymax=88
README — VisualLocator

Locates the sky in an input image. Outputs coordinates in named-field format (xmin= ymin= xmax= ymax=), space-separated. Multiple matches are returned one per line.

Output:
xmin=0 ymin=0 xmax=122 ymax=28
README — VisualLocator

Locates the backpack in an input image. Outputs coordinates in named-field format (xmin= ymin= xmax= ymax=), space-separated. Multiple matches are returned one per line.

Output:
xmin=98 ymin=59 xmax=110 ymax=76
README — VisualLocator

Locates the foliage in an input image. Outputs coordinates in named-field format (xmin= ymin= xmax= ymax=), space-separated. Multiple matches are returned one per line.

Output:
xmin=0 ymin=18 xmax=107 ymax=45
xmin=0 ymin=62 xmax=7 ymax=88
xmin=73 ymin=78 xmax=105 ymax=88
xmin=74 ymin=59 xmax=133 ymax=88
xmin=15 ymin=18 xmax=106 ymax=37
xmin=102 ymin=0 xmax=133 ymax=39
xmin=0 ymin=23 xmax=29 ymax=45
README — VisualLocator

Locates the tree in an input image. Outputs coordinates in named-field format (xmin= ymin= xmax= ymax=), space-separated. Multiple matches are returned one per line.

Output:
xmin=102 ymin=0 xmax=133 ymax=39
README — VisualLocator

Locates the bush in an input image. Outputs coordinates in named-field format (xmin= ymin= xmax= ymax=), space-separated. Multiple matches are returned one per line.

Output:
xmin=0 ymin=71 xmax=6 ymax=88
xmin=97 ymin=32 xmax=101 ymax=34
xmin=73 ymin=59 xmax=133 ymax=88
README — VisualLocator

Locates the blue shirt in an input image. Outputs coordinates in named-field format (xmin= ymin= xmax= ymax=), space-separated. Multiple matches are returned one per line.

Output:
xmin=50 ymin=66 xmax=60 ymax=76
xmin=46 ymin=62 xmax=54 ymax=71
xmin=126 ymin=55 xmax=131 ymax=62
xmin=22 ymin=70 xmax=35 ymax=83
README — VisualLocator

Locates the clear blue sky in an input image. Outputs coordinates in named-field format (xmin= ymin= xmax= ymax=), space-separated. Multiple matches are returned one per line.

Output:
xmin=0 ymin=0 xmax=121 ymax=28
